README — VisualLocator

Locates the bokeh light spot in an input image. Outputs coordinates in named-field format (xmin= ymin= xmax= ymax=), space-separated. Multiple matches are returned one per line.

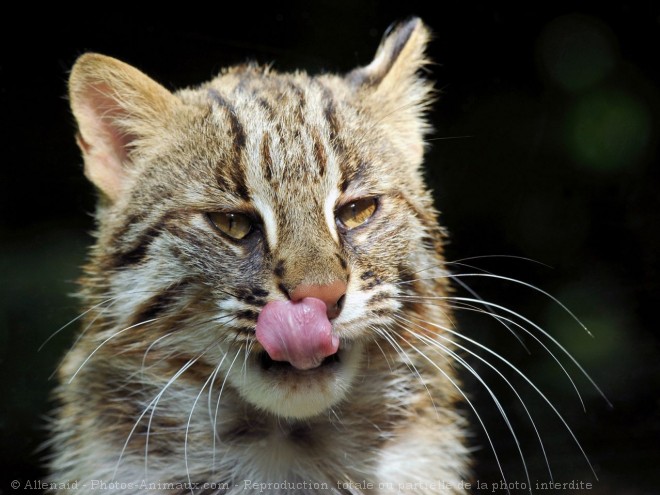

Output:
xmin=567 ymin=89 xmax=651 ymax=171
xmin=538 ymin=15 xmax=617 ymax=92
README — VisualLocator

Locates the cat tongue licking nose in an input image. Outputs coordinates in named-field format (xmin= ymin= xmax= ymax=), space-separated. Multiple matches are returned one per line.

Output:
xmin=256 ymin=298 xmax=340 ymax=370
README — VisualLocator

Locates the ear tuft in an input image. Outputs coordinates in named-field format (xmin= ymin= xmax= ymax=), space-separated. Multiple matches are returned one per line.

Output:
xmin=69 ymin=53 xmax=178 ymax=201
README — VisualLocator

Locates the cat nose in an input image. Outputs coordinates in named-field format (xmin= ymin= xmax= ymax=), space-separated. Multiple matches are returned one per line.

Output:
xmin=290 ymin=280 xmax=347 ymax=320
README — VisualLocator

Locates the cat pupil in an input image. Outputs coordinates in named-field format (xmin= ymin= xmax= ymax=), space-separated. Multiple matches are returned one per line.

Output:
xmin=207 ymin=212 xmax=251 ymax=239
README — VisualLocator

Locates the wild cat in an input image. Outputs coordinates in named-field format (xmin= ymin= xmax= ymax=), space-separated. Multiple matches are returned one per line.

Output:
xmin=48 ymin=17 xmax=603 ymax=495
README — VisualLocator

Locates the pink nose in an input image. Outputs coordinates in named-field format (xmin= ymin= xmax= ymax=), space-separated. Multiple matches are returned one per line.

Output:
xmin=290 ymin=280 xmax=347 ymax=319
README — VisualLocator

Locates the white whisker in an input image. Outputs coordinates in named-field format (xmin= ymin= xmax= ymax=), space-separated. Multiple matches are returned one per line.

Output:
xmin=395 ymin=313 xmax=552 ymax=482
xmin=445 ymin=298 xmax=585 ymax=409
xmin=446 ymin=274 xmax=530 ymax=353
xmin=389 ymin=325 xmax=513 ymax=495
xmin=397 ymin=307 xmax=600 ymax=480
xmin=140 ymin=331 xmax=177 ymax=374
xmin=404 ymin=272 xmax=592 ymax=335
xmin=397 ymin=293 xmax=610 ymax=408
xmin=369 ymin=331 xmax=395 ymax=373
xmin=68 ymin=318 xmax=159 ymax=384
xmin=372 ymin=326 xmax=440 ymax=419
xmin=115 ymin=351 xmax=206 ymax=480
xmin=39 ymin=296 xmax=117 ymax=352
xmin=212 ymin=346 xmax=243 ymax=476
xmin=448 ymin=295 xmax=609 ymax=408
xmin=448 ymin=254 xmax=552 ymax=269
xmin=185 ymin=350 xmax=229 ymax=495
xmin=207 ymin=354 xmax=226 ymax=478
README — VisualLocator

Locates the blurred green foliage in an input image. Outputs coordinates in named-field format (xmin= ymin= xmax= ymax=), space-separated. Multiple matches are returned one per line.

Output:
xmin=538 ymin=15 xmax=617 ymax=92
xmin=568 ymin=89 xmax=651 ymax=171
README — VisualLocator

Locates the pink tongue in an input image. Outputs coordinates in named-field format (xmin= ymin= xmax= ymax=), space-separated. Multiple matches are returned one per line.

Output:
xmin=255 ymin=297 xmax=339 ymax=370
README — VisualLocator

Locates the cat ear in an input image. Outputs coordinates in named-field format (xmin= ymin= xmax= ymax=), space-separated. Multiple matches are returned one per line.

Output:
xmin=348 ymin=17 xmax=431 ymax=99
xmin=69 ymin=54 xmax=179 ymax=201
xmin=348 ymin=18 xmax=433 ymax=161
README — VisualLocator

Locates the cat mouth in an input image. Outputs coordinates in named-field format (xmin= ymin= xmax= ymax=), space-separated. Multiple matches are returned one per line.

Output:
xmin=238 ymin=340 xmax=362 ymax=418
xmin=257 ymin=343 xmax=349 ymax=374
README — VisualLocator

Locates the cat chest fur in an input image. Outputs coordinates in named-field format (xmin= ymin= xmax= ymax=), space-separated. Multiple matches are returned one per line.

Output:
xmin=50 ymin=17 xmax=470 ymax=494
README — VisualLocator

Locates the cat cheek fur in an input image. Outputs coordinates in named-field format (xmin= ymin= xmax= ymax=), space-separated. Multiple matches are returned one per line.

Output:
xmin=51 ymin=18 xmax=471 ymax=493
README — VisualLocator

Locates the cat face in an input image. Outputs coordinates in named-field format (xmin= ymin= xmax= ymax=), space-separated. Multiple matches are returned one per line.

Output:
xmin=68 ymin=19 xmax=448 ymax=420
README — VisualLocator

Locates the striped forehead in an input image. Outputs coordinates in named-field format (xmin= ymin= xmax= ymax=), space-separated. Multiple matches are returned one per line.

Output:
xmin=207 ymin=77 xmax=344 ymax=248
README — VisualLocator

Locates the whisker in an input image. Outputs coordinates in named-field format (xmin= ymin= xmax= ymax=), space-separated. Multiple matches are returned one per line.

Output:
xmin=444 ymin=261 xmax=499 ymax=275
xmin=185 ymin=349 xmax=230 ymax=495
xmin=399 ymin=308 xmax=600 ymax=480
xmin=396 ymin=321 xmax=531 ymax=494
xmin=135 ymin=313 xmax=239 ymax=379
xmin=399 ymin=263 xmax=452 ymax=284
xmin=448 ymin=255 xmax=552 ymax=269
xmin=138 ymin=319 xmax=234 ymax=479
xmin=444 ymin=298 xmax=585 ymax=408
xmin=396 ymin=293 xmax=610 ymax=408
xmin=68 ymin=318 xmax=159 ymax=384
xmin=372 ymin=326 xmax=440 ymax=419
xmin=447 ymin=295 xmax=609 ymax=408
xmin=241 ymin=339 xmax=256 ymax=385
xmin=369 ymin=330 xmax=395 ymax=373
xmin=446 ymin=274 xmax=530 ymax=353
xmin=207 ymin=354 xmax=226 ymax=478
xmin=395 ymin=313 xmax=552 ymax=482
xmin=212 ymin=347 xmax=243 ymax=477
xmin=47 ymin=282 xmax=247 ymax=354
xmin=48 ymin=285 xmax=249 ymax=382
xmin=403 ymin=272 xmax=592 ymax=336
xmin=39 ymin=296 xmax=117 ymax=352
xmin=48 ymin=297 xmax=120 ymax=381
xmin=140 ymin=331 xmax=178 ymax=374
xmin=116 ymin=350 xmax=208 ymax=481
xmin=393 ymin=255 xmax=551 ymax=291
xmin=426 ymin=134 xmax=474 ymax=141
xmin=388 ymin=325 xmax=512 ymax=495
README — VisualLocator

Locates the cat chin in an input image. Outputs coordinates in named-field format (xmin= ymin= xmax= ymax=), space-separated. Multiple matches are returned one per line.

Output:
xmin=229 ymin=341 xmax=364 ymax=419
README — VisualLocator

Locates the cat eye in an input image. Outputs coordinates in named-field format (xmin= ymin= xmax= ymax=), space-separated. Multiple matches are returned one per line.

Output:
xmin=336 ymin=198 xmax=378 ymax=230
xmin=207 ymin=212 xmax=253 ymax=240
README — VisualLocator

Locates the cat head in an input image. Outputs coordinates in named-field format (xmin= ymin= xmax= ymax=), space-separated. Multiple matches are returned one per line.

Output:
xmin=69 ymin=18 xmax=447 ymax=419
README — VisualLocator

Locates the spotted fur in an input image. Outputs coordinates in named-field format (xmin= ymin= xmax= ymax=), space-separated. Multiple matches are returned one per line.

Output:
xmin=50 ymin=18 xmax=470 ymax=494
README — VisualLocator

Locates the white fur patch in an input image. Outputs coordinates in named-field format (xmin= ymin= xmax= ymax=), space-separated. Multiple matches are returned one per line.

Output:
xmin=228 ymin=341 xmax=364 ymax=419
xmin=252 ymin=195 xmax=278 ymax=250
xmin=334 ymin=280 xmax=371 ymax=327
xmin=323 ymin=188 xmax=340 ymax=243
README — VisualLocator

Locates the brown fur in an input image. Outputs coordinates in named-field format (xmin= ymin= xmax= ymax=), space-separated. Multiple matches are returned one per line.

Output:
xmin=50 ymin=18 xmax=470 ymax=494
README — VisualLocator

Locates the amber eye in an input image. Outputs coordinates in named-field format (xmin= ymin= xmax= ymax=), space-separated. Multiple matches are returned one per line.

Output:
xmin=207 ymin=212 xmax=253 ymax=240
xmin=336 ymin=198 xmax=378 ymax=230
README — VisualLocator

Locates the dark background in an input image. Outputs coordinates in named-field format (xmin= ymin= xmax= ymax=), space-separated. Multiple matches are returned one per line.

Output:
xmin=1 ymin=2 xmax=659 ymax=494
